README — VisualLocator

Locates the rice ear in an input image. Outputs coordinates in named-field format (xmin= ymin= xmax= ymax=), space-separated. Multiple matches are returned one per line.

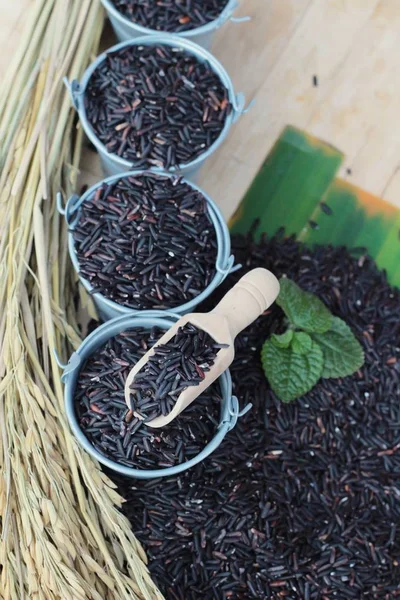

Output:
xmin=0 ymin=1 xmax=163 ymax=599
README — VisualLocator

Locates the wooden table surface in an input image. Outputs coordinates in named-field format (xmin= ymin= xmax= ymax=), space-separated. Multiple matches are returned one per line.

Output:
xmin=2 ymin=0 xmax=400 ymax=218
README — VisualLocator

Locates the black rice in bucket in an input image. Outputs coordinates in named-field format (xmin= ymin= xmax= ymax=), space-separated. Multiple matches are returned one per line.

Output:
xmin=110 ymin=0 xmax=230 ymax=33
xmin=75 ymin=326 xmax=222 ymax=469
xmin=111 ymin=232 xmax=400 ymax=599
xmin=130 ymin=323 xmax=224 ymax=422
xmin=73 ymin=174 xmax=218 ymax=309
xmin=84 ymin=44 xmax=232 ymax=169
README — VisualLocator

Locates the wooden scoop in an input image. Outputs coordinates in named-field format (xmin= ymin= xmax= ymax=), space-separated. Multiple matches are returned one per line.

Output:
xmin=124 ymin=268 xmax=280 ymax=428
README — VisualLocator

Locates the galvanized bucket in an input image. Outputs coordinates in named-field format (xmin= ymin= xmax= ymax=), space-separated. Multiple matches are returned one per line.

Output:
xmin=99 ymin=0 xmax=250 ymax=49
xmin=64 ymin=34 xmax=251 ymax=179
xmin=60 ymin=312 xmax=251 ymax=479
xmin=57 ymin=170 xmax=240 ymax=321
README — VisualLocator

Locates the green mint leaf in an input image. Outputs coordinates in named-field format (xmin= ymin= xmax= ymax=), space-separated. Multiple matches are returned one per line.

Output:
xmin=271 ymin=330 xmax=293 ymax=348
xmin=291 ymin=332 xmax=312 ymax=355
xmin=277 ymin=278 xmax=332 ymax=334
xmin=312 ymin=316 xmax=364 ymax=378
xmin=261 ymin=338 xmax=324 ymax=402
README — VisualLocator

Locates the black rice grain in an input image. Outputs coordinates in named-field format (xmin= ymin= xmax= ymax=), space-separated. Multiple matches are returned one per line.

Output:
xmin=130 ymin=323 xmax=223 ymax=422
xmin=85 ymin=44 xmax=232 ymax=169
xmin=110 ymin=0 xmax=230 ymax=33
xmin=111 ymin=230 xmax=400 ymax=599
xmin=73 ymin=173 xmax=218 ymax=309
xmin=75 ymin=326 xmax=222 ymax=470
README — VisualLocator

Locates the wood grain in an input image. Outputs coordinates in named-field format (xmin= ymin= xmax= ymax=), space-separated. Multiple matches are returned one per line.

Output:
xmin=2 ymin=0 xmax=400 ymax=219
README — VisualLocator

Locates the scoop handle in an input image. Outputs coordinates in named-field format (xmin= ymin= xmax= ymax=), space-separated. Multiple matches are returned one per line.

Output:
xmin=211 ymin=268 xmax=280 ymax=339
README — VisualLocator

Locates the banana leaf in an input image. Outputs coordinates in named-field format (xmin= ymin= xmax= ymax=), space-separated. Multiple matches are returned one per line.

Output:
xmin=230 ymin=126 xmax=400 ymax=288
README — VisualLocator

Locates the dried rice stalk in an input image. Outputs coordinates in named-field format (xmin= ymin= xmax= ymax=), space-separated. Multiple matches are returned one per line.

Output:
xmin=0 ymin=1 xmax=163 ymax=598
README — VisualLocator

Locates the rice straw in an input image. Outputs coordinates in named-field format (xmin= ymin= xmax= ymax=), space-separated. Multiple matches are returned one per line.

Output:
xmin=0 ymin=2 xmax=164 ymax=598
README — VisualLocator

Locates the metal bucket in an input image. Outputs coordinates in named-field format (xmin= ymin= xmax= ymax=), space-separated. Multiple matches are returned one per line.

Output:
xmin=99 ymin=0 xmax=250 ymax=49
xmin=57 ymin=170 xmax=240 ymax=321
xmin=60 ymin=312 xmax=251 ymax=479
xmin=64 ymin=34 xmax=251 ymax=179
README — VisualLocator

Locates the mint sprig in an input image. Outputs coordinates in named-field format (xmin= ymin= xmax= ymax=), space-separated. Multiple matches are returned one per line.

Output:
xmin=270 ymin=330 xmax=293 ymax=348
xmin=313 ymin=316 xmax=364 ymax=378
xmin=277 ymin=278 xmax=332 ymax=334
xmin=261 ymin=278 xmax=364 ymax=402
xmin=262 ymin=338 xmax=323 ymax=403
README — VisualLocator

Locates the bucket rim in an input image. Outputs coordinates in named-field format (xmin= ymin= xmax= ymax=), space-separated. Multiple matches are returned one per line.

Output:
xmin=71 ymin=33 xmax=240 ymax=174
xmin=63 ymin=313 xmax=234 ymax=478
xmin=65 ymin=169 xmax=232 ymax=317
xmin=99 ymin=0 xmax=239 ymax=38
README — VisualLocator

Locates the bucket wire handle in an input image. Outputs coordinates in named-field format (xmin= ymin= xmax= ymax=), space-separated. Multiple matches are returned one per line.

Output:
xmin=220 ymin=396 xmax=252 ymax=432
xmin=64 ymin=77 xmax=82 ymax=111
xmin=57 ymin=192 xmax=81 ymax=227
xmin=61 ymin=353 xmax=82 ymax=383
xmin=233 ymin=93 xmax=255 ymax=121
xmin=230 ymin=16 xmax=252 ymax=24
xmin=216 ymin=255 xmax=242 ymax=282
xmin=140 ymin=310 xmax=182 ymax=322
xmin=53 ymin=349 xmax=82 ymax=383
xmin=53 ymin=349 xmax=68 ymax=370
xmin=216 ymin=1 xmax=251 ymax=28
xmin=56 ymin=192 xmax=66 ymax=216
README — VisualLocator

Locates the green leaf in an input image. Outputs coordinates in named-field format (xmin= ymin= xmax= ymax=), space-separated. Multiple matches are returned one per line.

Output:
xmin=261 ymin=338 xmax=324 ymax=402
xmin=271 ymin=330 xmax=293 ymax=348
xmin=312 ymin=316 xmax=364 ymax=378
xmin=291 ymin=332 xmax=312 ymax=355
xmin=277 ymin=278 xmax=332 ymax=334
xmin=229 ymin=126 xmax=343 ymax=241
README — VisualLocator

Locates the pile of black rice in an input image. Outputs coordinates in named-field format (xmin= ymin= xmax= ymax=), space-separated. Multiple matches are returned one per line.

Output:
xmin=110 ymin=0 xmax=230 ymax=33
xmin=84 ymin=44 xmax=232 ymax=169
xmin=109 ymin=230 xmax=400 ymax=599
xmin=75 ymin=326 xmax=222 ymax=470
xmin=72 ymin=173 xmax=218 ymax=310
